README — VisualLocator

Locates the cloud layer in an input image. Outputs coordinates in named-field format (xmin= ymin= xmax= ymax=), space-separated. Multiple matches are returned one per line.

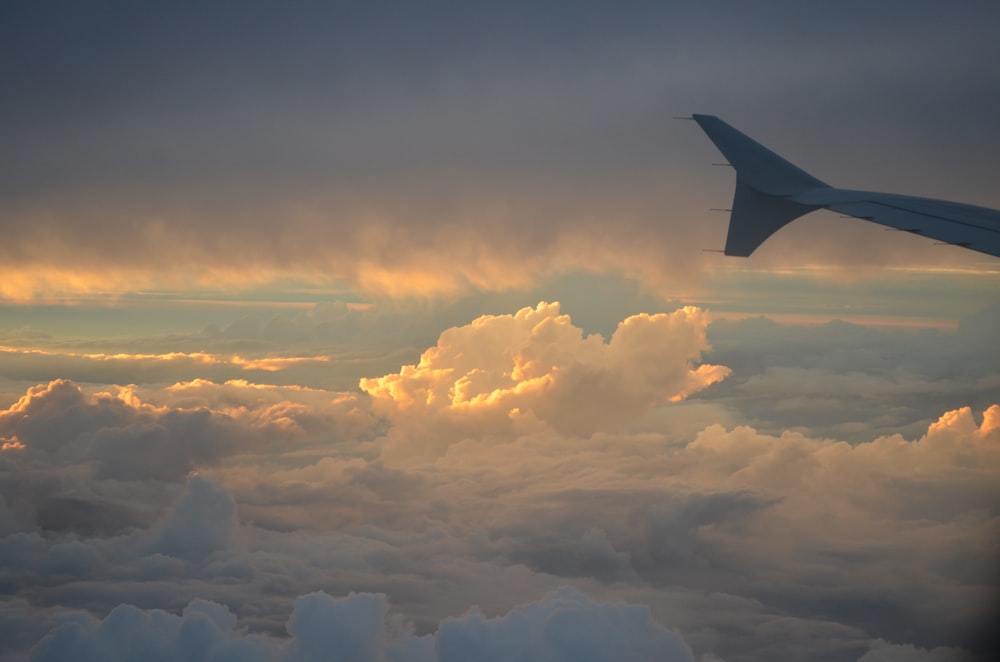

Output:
xmin=32 ymin=584 xmax=695 ymax=662
xmin=3 ymin=3 xmax=999 ymax=300
xmin=1 ymin=301 xmax=997 ymax=660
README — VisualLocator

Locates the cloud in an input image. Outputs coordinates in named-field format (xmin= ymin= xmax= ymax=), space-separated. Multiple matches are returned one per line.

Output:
xmin=0 ymin=379 xmax=375 ymax=539
xmin=160 ymin=379 xmax=376 ymax=442
xmin=284 ymin=591 xmax=391 ymax=662
xmin=425 ymin=586 xmax=695 ymax=662
xmin=30 ymin=587 xmax=695 ymax=662
xmin=2 ymin=395 xmax=997 ymax=659
xmin=30 ymin=599 xmax=272 ymax=662
xmin=0 ymin=378 xmax=376 ymax=483
xmin=704 ymin=309 xmax=1000 ymax=440
xmin=858 ymin=640 xmax=971 ymax=662
xmin=362 ymin=302 xmax=728 ymax=440
xmin=1 ymin=300 xmax=998 ymax=659
xmin=5 ymin=4 xmax=999 ymax=302
xmin=0 ymin=379 xmax=251 ymax=480
xmin=0 ymin=344 xmax=331 ymax=388
xmin=145 ymin=474 xmax=239 ymax=562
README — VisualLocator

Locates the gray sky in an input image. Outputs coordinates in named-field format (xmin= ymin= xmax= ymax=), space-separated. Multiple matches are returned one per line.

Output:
xmin=3 ymin=1 xmax=999 ymax=299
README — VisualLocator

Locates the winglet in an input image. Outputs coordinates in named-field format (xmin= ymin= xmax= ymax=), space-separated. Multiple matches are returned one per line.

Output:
xmin=692 ymin=115 xmax=830 ymax=256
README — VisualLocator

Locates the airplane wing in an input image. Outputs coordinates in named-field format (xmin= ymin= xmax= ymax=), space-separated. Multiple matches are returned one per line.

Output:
xmin=691 ymin=114 xmax=1000 ymax=258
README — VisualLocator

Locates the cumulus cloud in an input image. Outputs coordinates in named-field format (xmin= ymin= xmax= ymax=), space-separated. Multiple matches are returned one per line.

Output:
xmin=0 ymin=379 xmax=251 ymax=480
xmin=0 ymin=475 xmax=238 ymax=580
xmin=3 ymin=386 xmax=997 ymax=658
xmin=31 ymin=587 xmax=695 ymax=662
xmin=2 ymin=299 xmax=999 ymax=659
xmin=31 ymin=599 xmax=271 ymax=662
xmin=362 ymin=302 xmax=728 ymax=440
xmin=426 ymin=586 xmax=695 ymax=662
xmin=146 ymin=474 xmax=240 ymax=562
xmin=0 ymin=378 xmax=375 ymax=538
xmin=160 ymin=379 xmax=376 ymax=442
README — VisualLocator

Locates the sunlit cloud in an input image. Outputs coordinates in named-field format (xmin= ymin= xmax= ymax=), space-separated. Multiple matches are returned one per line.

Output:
xmin=0 ymin=344 xmax=328 ymax=372
xmin=0 ymin=295 xmax=997 ymax=658
xmin=2 ymin=363 xmax=996 ymax=658
xmin=230 ymin=356 xmax=329 ymax=371
xmin=166 ymin=378 xmax=324 ymax=393
xmin=361 ymin=302 xmax=728 ymax=441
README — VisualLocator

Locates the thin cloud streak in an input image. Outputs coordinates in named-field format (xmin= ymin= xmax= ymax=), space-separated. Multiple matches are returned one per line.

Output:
xmin=0 ymin=345 xmax=329 ymax=372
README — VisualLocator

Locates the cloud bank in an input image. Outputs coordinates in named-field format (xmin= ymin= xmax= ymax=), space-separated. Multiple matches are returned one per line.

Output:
xmin=1 ymin=302 xmax=997 ymax=660
xmin=32 ymin=584 xmax=695 ymax=662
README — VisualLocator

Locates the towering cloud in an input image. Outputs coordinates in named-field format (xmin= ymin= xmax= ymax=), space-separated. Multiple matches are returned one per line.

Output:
xmin=361 ymin=302 xmax=728 ymax=440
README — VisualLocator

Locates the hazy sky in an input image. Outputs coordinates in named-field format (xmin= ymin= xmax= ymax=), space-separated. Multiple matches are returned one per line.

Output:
xmin=2 ymin=2 xmax=999 ymax=661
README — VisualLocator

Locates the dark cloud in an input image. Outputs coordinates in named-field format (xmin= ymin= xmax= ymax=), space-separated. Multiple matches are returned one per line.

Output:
xmin=146 ymin=474 xmax=239 ymax=562
xmin=0 ymin=380 xmax=255 ymax=480
xmin=3 ymin=3 xmax=999 ymax=299
xmin=34 ymin=496 xmax=139 ymax=537
xmin=1 ymin=379 xmax=127 ymax=453
xmin=0 ymin=379 xmax=324 ymax=541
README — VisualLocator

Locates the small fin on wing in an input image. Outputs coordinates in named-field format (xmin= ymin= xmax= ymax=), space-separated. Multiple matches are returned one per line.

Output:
xmin=692 ymin=114 xmax=829 ymax=256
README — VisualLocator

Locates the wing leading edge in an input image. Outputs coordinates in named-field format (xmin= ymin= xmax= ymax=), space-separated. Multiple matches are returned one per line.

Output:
xmin=691 ymin=114 xmax=1000 ymax=258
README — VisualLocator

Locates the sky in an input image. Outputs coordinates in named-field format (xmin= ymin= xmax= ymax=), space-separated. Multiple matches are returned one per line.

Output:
xmin=1 ymin=1 xmax=999 ymax=660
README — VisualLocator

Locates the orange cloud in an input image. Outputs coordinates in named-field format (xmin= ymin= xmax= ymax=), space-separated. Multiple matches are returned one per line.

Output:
xmin=1 ymin=437 xmax=25 ymax=451
xmin=0 ymin=264 xmax=329 ymax=303
xmin=230 ymin=355 xmax=329 ymax=372
xmin=0 ymin=345 xmax=328 ymax=372
xmin=361 ymin=302 xmax=729 ymax=439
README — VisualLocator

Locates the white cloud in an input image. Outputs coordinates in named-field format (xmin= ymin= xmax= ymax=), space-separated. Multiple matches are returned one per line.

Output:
xmin=30 ymin=587 xmax=695 ymax=662
xmin=30 ymin=599 xmax=272 ymax=662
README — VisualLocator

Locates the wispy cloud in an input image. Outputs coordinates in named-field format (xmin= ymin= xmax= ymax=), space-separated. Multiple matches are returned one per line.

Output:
xmin=0 ymin=344 xmax=329 ymax=373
